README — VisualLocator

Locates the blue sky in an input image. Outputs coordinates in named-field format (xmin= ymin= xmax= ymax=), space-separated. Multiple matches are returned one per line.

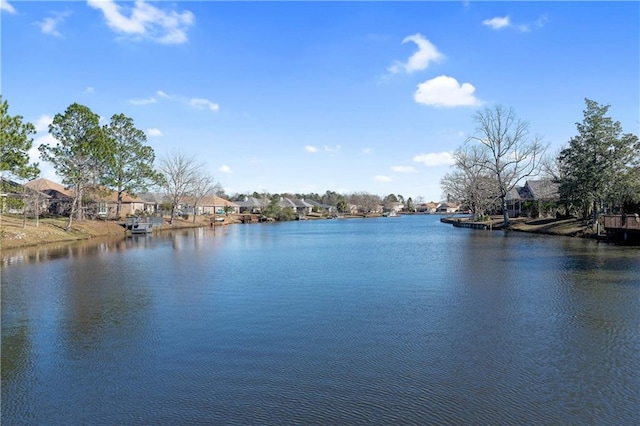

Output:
xmin=2 ymin=1 xmax=638 ymax=202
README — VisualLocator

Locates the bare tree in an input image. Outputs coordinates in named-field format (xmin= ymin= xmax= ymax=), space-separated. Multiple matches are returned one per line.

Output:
xmin=467 ymin=105 xmax=546 ymax=227
xmin=190 ymin=172 xmax=216 ymax=223
xmin=158 ymin=153 xmax=202 ymax=225
xmin=24 ymin=175 xmax=47 ymax=228
xmin=348 ymin=192 xmax=381 ymax=217
xmin=441 ymin=145 xmax=500 ymax=220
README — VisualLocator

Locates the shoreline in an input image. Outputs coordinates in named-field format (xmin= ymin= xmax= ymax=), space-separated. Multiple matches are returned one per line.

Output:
xmin=440 ymin=215 xmax=597 ymax=239
xmin=0 ymin=213 xmax=607 ymax=253
xmin=0 ymin=215 xmax=207 ymax=252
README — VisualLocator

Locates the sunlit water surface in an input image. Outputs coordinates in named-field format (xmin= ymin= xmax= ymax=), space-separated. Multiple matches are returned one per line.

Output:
xmin=2 ymin=215 xmax=639 ymax=424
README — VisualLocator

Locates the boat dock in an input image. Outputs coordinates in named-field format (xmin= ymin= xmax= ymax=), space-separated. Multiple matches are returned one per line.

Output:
xmin=121 ymin=217 xmax=164 ymax=235
xmin=602 ymin=214 xmax=640 ymax=243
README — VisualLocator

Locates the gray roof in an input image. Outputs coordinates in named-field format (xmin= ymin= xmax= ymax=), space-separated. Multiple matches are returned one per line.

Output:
xmin=237 ymin=196 xmax=263 ymax=208
xmin=289 ymin=197 xmax=313 ymax=208
xmin=305 ymin=199 xmax=332 ymax=209
xmin=525 ymin=180 xmax=560 ymax=200
xmin=505 ymin=186 xmax=527 ymax=201
xmin=279 ymin=197 xmax=298 ymax=209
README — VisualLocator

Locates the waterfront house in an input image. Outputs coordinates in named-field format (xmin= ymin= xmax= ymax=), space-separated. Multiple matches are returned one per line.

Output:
xmin=237 ymin=196 xmax=266 ymax=214
xmin=416 ymin=202 xmax=440 ymax=213
xmin=305 ymin=199 xmax=334 ymax=213
xmin=181 ymin=195 xmax=239 ymax=216
xmin=436 ymin=202 xmax=460 ymax=213
xmin=506 ymin=180 xmax=560 ymax=218
xmin=277 ymin=197 xmax=313 ymax=215
xmin=24 ymin=178 xmax=73 ymax=216
xmin=92 ymin=188 xmax=150 ymax=219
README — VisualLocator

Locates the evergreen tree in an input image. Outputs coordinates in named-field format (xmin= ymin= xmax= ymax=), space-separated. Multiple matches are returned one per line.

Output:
xmin=558 ymin=99 xmax=640 ymax=219
xmin=39 ymin=103 xmax=106 ymax=230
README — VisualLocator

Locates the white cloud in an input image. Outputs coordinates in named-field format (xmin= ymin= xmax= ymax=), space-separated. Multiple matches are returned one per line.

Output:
xmin=36 ymin=11 xmax=72 ymax=38
xmin=30 ymin=134 xmax=58 ymax=180
xmin=87 ymin=0 xmax=195 ymax=45
xmin=361 ymin=148 xmax=373 ymax=155
xmin=219 ymin=165 xmax=232 ymax=173
xmin=33 ymin=115 xmax=53 ymax=133
xmin=374 ymin=175 xmax=392 ymax=182
xmin=324 ymin=145 xmax=341 ymax=153
xmin=156 ymin=90 xmax=171 ymax=98
xmin=189 ymin=98 xmax=219 ymax=112
xmin=483 ymin=15 xmax=545 ymax=32
xmin=1 ymin=0 xmax=16 ymax=14
xmin=129 ymin=97 xmax=157 ymax=105
xmin=414 ymin=75 xmax=481 ymax=108
xmin=388 ymin=33 xmax=443 ymax=74
xmin=482 ymin=16 xmax=511 ymax=30
xmin=413 ymin=152 xmax=455 ymax=167
xmin=391 ymin=166 xmax=417 ymax=173
xmin=147 ymin=128 xmax=163 ymax=137
xmin=84 ymin=86 xmax=95 ymax=94
xmin=304 ymin=145 xmax=318 ymax=153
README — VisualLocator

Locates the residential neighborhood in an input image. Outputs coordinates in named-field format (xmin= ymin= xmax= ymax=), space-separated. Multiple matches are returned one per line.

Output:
xmin=4 ymin=175 xmax=574 ymax=224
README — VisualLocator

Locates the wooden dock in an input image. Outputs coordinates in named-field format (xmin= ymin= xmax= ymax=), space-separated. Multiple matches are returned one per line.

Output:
xmin=440 ymin=216 xmax=503 ymax=230
xmin=602 ymin=214 xmax=640 ymax=243
xmin=240 ymin=214 xmax=260 ymax=224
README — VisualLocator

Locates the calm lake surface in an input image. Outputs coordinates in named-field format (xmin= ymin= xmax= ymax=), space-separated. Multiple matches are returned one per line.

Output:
xmin=2 ymin=215 xmax=639 ymax=424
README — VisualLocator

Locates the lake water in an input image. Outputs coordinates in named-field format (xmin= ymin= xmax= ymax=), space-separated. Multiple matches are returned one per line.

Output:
xmin=2 ymin=215 xmax=639 ymax=424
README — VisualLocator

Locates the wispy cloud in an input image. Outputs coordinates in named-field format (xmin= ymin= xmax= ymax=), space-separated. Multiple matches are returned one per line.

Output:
xmin=129 ymin=90 xmax=219 ymax=112
xmin=219 ymin=165 xmax=232 ymax=173
xmin=84 ymin=86 xmax=95 ymax=94
xmin=1 ymin=0 xmax=16 ymax=14
xmin=413 ymin=152 xmax=455 ymax=167
xmin=147 ymin=128 xmax=163 ymax=137
xmin=87 ymin=0 xmax=195 ymax=44
xmin=482 ymin=16 xmax=510 ymax=30
xmin=414 ymin=75 xmax=481 ymax=108
xmin=374 ymin=175 xmax=392 ymax=182
xmin=388 ymin=33 xmax=443 ymax=74
xmin=391 ymin=166 xmax=417 ymax=173
xmin=304 ymin=145 xmax=318 ymax=153
xmin=361 ymin=148 xmax=373 ymax=155
xmin=324 ymin=145 xmax=341 ymax=153
xmin=189 ymin=98 xmax=219 ymax=112
xmin=483 ymin=15 xmax=547 ymax=32
xmin=36 ymin=11 xmax=72 ymax=38
xmin=129 ymin=97 xmax=157 ymax=105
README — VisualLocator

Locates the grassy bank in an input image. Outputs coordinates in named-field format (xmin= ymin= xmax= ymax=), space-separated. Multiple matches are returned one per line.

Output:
xmin=0 ymin=215 xmax=210 ymax=251
xmin=441 ymin=215 xmax=594 ymax=238
xmin=509 ymin=217 xmax=595 ymax=238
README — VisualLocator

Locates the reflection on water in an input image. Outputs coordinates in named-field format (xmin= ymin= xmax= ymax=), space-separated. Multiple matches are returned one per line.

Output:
xmin=2 ymin=226 xmax=232 ymax=267
xmin=1 ymin=217 xmax=639 ymax=424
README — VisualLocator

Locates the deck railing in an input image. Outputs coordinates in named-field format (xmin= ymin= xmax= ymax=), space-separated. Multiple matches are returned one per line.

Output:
xmin=603 ymin=214 xmax=640 ymax=230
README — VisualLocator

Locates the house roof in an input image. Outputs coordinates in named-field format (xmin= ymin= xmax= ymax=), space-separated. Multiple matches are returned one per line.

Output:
xmin=185 ymin=195 xmax=238 ymax=207
xmin=279 ymin=197 xmax=297 ymax=209
xmin=505 ymin=186 xmax=527 ymax=201
xmin=94 ymin=188 xmax=146 ymax=203
xmin=25 ymin=178 xmax=73 ymax=197
xmin=305 ymin=199 xmax=332 ymax=209
xmin=288 ymin=197 xmax=313 ymax=208
xmin=237 ymin=196 xmax=263 ymax=208
xmin=525 ymin=180 xmax=560 ymax=200
xmin=136 ymin=192 xmax=166 ymax=203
